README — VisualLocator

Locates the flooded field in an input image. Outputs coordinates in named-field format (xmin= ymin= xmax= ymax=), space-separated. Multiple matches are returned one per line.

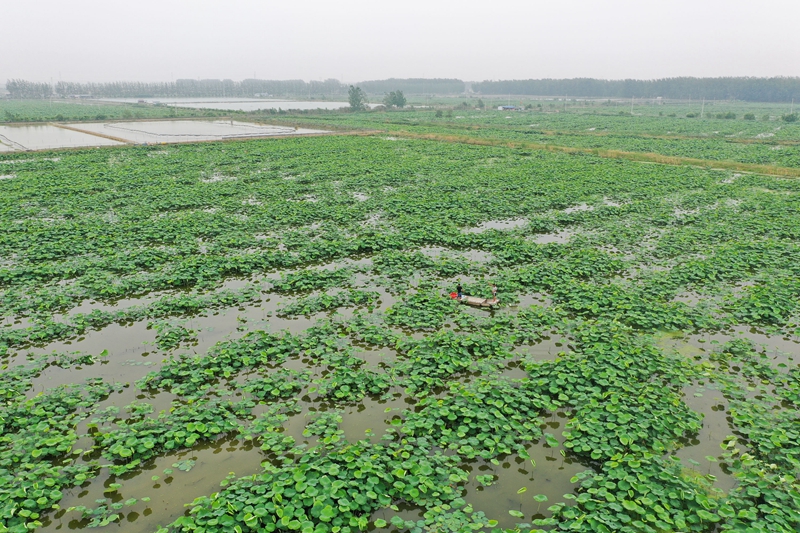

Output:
xmin=464 ymin=218 xmax=529 ymax=233
xmin=0 ymin=120 xmax=328 ymax=151
xmin=3 ymin=133 xmax=800 ymax=532
xmin=70 ymin=121 xmax=326 ymax=144
xmin=0 ymin=124 xmax=123 ymax=151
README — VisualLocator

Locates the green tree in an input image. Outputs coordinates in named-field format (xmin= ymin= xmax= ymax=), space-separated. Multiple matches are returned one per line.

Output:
xmin=477 ymin=99 xmax=485 ymax=109
xmin=382 ymin=90 xmax=406 ymax=108
xmin=348 ymin=85 xmax=367 ymax=111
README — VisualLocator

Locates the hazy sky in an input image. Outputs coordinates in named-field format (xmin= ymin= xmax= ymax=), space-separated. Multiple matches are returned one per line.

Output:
xmin=4 ymin=0 xmax=800 ymax=83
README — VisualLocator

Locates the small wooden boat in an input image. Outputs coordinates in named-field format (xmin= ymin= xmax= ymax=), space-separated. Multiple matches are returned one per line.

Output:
xmin=450 ymin=293 xmax=499 ymax=308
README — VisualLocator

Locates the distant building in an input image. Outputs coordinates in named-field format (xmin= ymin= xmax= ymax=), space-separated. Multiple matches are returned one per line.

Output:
xmin=498 ymin=105 xmax=518 ymax=110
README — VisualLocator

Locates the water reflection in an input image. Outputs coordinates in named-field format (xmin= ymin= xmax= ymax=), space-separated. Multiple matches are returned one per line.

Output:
xmin=0 ymin=124 xmax=122 ymax=151
xmin=462 ymin=411 xmax=588 ymax=528
xmin=464 ymin=219 xmax=529 ymax=234
xmin=40 ymin=437 xmax=264 ymax=533
xmin=673 ymin=385 xmax=739 ymax=492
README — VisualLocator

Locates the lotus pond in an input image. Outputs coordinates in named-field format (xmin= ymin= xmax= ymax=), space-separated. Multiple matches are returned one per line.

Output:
xmin=1 ymin=133 xmax=800 ymax=533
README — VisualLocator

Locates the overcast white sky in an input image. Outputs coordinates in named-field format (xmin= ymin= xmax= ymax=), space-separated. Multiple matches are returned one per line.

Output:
xmin=4 ymin=0 xmax=800 ymax=83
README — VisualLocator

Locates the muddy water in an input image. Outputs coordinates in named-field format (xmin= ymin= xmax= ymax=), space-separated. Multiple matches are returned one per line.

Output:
xmin=563 ymin=203 xmax=593 ymax=214
xmin=354 ymin=346 xmax=398 ymax=371
xmin=62 ymin=294 xmax=164 ymax=318
xmin=216 ymin=278 xmax=257 ymax=291
xmin=13 ymin=264 xmax=580 ymax=533
xmin=528 ymin=230 xmax=575 ymax=245
xmin=70 ymin=121 xmax=326 ymax=145
xmin=462 ymin=411 xmax=587 ymax=528
xmin=90 ymin=389 xmax=178 ymax=427
xmin=418 ymin=246 xmax=494 ymax=263
xmin=673 ymin=385 xmax=739 ymax=492
xmin=28 ymin=354 xmax=159 ymax=398
xmin=370 ymin=504 xmax=426 ymax=533
xmin=281 ymin=410 xmax=318 ymax=450
xmin=658 ymin=326 xmax=800 ymax=369
xmin=313 ymin=256 xmax=374 ymax=272
xmin=500 ymin=360 xmax=529 ymax=380
xmin=0 ymin=124 xmax=122 ymax=151
xmin=513 ymin=335 xmax=572 ymax=362
xmin=512 ymin=292 xmax=551 ymax=308
xmin=672 ymin=291 xmax=702 ymax=306
xmin=19 ymin=290 xmax=328 ymax=397
xmin=29 ymin=321 xmax=155 ymax=358
xmin=40 ymin=438 xmax=265 ymax=533
xmin=371 ymin=290 xmax=398 ymax=313
xmin=464 ymin=219 xmax=529 ymax=234
xmin=340 ymin=393 xmax=414 ymax=444
xmin=182 ymin=294 xmax=329 ymax=354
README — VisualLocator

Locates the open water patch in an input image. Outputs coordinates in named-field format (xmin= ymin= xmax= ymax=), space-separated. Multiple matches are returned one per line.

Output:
xmin=513 ymin=335 xmax=572 ymax=363
xmin=563 ymin=203 xmax=593 ymax=214
xmin=464 ymin=219 xmax=529 ymax=234
xmin=199 ymin=172 xmax=236 ymax=183
xmin=41 ymin=437 xmax=264 ymax=533
xmin=62 ymin=294 xmax=166 ymax=318
xmin=28 ymin=320 xmax=155 ymax=361
xmin=28 ymin=354 xmax=160 ymax=399
xmin=418 ymin=246 xmax=493 ymax=263
xmin=353 ymin=346 xmax=397 ymax=371
xmin=340 ymin=393 xmax=412 ymax=444
xmin=370 ymin=504 xmax=426 ymax=533
xmin=658 ymin=326 xmax=799 ymax=370
xmin=527 ymin=229 xmax=575 ymax=245
xmin=672 ymin=384 xmax=739 ymax=493
xmin=69 ymin=120 xmax=327 ymax=145
xmin=462 ymin=411 xmax=587 ymax=528
xmin=512 ymin=293 xmax=552 ymax=309
xmin=0 ymin=124 xmax=123 ymax=151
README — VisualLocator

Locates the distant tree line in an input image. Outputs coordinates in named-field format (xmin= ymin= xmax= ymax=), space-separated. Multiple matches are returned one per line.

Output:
xmin=357 ymin=78 xmax=464 ymax=96
xmin=6 ymin=79 xmax=347 ymax=99
xmin=7 ymin=77 xmax=800 ymax=102
xmin=472 ymin=77 xmax=800 ymax=102
xmin=5 ymin=80 xmax=54 ymax=99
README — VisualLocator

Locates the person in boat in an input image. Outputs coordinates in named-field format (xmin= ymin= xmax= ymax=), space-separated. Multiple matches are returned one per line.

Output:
xmin=456 ymin=283 xmax=463 ymax=299
xmin=491 ymin=284 xmax=498 ymax=300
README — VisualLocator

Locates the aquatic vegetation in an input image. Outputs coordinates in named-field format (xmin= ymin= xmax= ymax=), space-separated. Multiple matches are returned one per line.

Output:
xmin=1 ymin=126 xmax=800 ymax=532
